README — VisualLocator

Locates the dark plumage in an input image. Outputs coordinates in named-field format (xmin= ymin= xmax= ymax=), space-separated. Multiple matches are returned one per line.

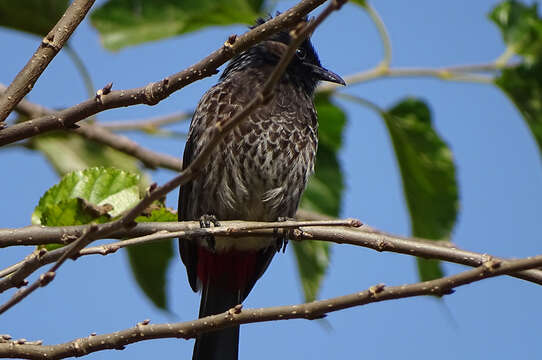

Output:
xmin=178 ymin=17 xmax=344 ymax=360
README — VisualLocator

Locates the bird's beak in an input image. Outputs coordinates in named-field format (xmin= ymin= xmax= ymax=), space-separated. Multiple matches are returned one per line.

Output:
xmin=307 ymin=63 xmax=346 ymax=85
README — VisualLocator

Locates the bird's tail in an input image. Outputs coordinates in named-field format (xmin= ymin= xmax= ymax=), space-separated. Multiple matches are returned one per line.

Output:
xmin=192 ymin=281 xmax=241 ymax=360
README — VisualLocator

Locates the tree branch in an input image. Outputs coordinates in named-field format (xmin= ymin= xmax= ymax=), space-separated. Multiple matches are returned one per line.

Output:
xmin=99 ymin=112 xmax=191 ymax=132
xmin=2 ymin=85 xmax=183 ymax=171
xmin=317 ymin=62 xmax=513 ymax=93
xmin=2 ymin=253 xmax=541 ymax=359
xmin=73 ymin=124 xmax=182 ymax=171
xmin=0 ymin=0 xmax=344 ymax=314
xmin=0 ymin=219 xmax=360 ymax=286
xmin=0 ymin=0 xmax=96 ymax=123
xmin=2 ymin=218 xmax=542 ymax=295
xmin=0 ymin=0 xmax=329 ymax=147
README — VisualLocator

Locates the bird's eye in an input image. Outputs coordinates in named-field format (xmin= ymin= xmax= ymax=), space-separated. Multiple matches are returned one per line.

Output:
xmin=296 ymin=48 xmax=306 ymax=60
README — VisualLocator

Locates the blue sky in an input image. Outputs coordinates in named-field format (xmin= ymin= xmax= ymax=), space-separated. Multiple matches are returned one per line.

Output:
xmin=1 ymin=0 xmax=541 ymax=359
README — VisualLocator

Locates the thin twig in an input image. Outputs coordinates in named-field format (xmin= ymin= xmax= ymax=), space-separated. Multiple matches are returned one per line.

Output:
xmin=64 ymin=44 xmax=95 ymax=100
xmin=73 ymin=124 xmax=182 ymax=171
xmin=1 ymin=254 xmax=541 ymax=359
xmin=362 ymin=1 xmax=392 ymax=69
xmin=0 ymin=0 xmax=96 ymax=123
xmin=317 ymin=62 xmax=509 ymax=93
xmin=100 ymin=112 xmax=191 ymax=132
xmin=2 ymin=86 xmax=183 ymax=171
xmin=0 ymin=0 xmax=328 ymax=146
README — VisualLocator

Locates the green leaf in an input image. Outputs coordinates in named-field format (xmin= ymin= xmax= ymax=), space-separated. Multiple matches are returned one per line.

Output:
xmin=492 ymin=0 xmax=542 ymax=163
xmin=292 ymin=240 xmax=331 ymax=302
xmin=349 ymin=0 xmax=367 ymax=8
xmin=90 ymin=0 xmax=265 ymax=51
xmin=294 ymin=93 xmax=346 ymax=301
xmin=134 ymin=206 xmax=177 ymax=223
xmin=385 ymin=98 xmax=459 ymax=281
xmin=127 ymin=207 xmax=177 ymax=310
xmin=489 ymin=1 xmax=542 ymax=62
xmin=0 ymin=0 xmax=68 ymax=37
xmin=496 ymin=61 xmax=542 ymax=158
xmin=33 ymin=166 xmax=141 ymax=225
xmin=300 ymin=93 xmax=345 ymax=216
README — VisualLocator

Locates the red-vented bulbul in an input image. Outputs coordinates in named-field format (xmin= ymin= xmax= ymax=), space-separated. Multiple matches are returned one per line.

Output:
xmin=178 ymin=17 xmax=345 ymax=360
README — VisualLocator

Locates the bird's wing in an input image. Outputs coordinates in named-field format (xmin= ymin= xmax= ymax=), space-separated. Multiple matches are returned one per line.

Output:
xmin=178 ymin=121 xmax=200 ymax=292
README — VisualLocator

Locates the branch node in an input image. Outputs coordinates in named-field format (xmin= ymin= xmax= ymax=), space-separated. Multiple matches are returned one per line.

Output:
xmin=291 ymin=228 xmax=311 ymax=240
xmin=41 ymin=33 xmax=60 ymax=50
xmin=95 ymin=83 xmax=113 ymax=103
xmin=483 ymin=258 xmax=502 ymax=272
xmin=228 ymin=304 xmax=243 ymax=315
xmin=38 ymin=247 xmax=48 ymax=257
xmin=369 ymin=283 xmax=386 ymax=297
xmin=39 ymin=271 xmax=55 ymax=286
xmin=348 ymin=218 xmax=363 ymax=227
xmin=103 ymin=82 xmax=113 ymax=95
xmin=148 ymin=182 xmax=158 ymax=193
xmin=224 ymin=34 xmax=237 ymax=49
xmin=143 ymin=83 xmax=161 ymax=105
xmin=16 ymin=279 xmax=28 ymax=288
xmin=376 ymin=239 xmax=387 ymax=252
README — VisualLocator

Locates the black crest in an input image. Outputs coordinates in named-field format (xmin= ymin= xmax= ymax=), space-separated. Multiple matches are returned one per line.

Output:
xmin=220 ymin=15 xmax=324 ymax=95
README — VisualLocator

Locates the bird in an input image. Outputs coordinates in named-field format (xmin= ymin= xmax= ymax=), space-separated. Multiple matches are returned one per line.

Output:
xmin=178 ymin=16 xmax=345 ymax=360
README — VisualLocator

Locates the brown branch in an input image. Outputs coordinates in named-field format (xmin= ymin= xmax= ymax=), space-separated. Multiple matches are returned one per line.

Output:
xmin=1 ymin=253 xmax=541 ymax=359
xmin=0 ymin=0 xmax=343 ymax=314
xmin=0 ymin=0 xmax=95 ymax=123
xmin=1 ymin=85 xmax=183 ymax=171
xmin=0 ymin=0 xmax=328 ymax=147
xmin=73 ymin=124 xmax=182 ymax=171
xmin=0 ymin=219 xmax=360 ymax=287
xmin=0 ymin=84 xmax=50 ymax=119
xmin=99 ymin=112 xmax=191 ymax=132
xmin=2 ymin=217 xmax=542 ymax=296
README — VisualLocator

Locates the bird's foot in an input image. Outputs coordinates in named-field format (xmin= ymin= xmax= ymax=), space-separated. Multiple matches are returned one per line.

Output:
xmin=199 ymin=214 xmax=220 ymax=228
xmin=274 ymin=217 xmax=292 ymax=253
xmin=199 ymin=214 xmax=220 ymax=252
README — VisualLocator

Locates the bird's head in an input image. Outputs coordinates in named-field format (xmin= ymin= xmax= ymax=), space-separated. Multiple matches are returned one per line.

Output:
xmin=220 ymin=16 xmax=345 ymax=96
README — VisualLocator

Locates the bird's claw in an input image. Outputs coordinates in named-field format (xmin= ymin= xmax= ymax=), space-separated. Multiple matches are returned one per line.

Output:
xmin=199 ymin=214 xmax=220 ymax=252
xmin=199 ymin=214 xmax=220 ymax=228
xmin=274 ymin=217 xmax=291 ymax=253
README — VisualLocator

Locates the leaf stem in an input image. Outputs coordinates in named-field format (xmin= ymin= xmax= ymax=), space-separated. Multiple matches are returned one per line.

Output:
xmin=362 ymin=1 xmax=392 ymax=69
xmin=64 ymin=43 xmax=95 ymax=100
